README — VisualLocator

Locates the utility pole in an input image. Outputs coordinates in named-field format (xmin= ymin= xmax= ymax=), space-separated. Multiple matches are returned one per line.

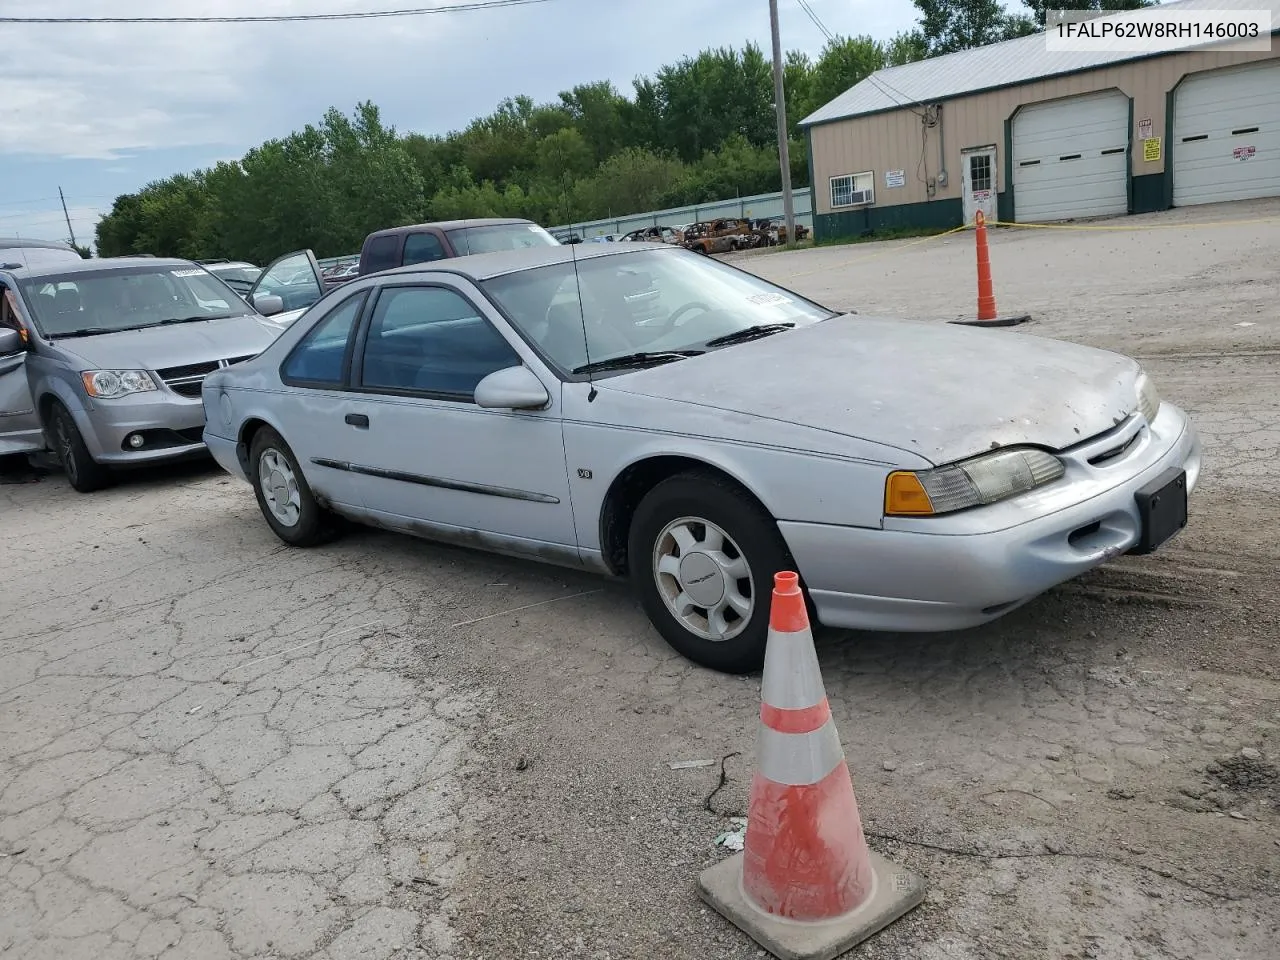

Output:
xmin=768 ymin=0 xmax=797 ymax=248
xmin=58 ymin=187 xmax=78 ymax=249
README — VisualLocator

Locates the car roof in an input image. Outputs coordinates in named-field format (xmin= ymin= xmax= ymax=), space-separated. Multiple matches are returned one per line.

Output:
xmin=369 ymin=242 xmax=679 ymax=283
xmin=7 ymin=256 xmax=194 ymax=281
xmin=365 ymin=218 xmax=537 ymax=240
xmin=0 ymin=237 xmax=76 ymax=252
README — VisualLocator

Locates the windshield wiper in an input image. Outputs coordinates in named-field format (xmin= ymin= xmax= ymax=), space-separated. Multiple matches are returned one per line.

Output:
xmin=48 ymin=314 xmax=238 ymax=339
xmin=49 ymin=327 xmax=113 ymax=339
xmin=158 ymin=314 xmax=234 ymax=325
xmin=572 ymin=350 xmax=704 ymax=375
xmin=703 ymin=322 xmax=796 ymax=348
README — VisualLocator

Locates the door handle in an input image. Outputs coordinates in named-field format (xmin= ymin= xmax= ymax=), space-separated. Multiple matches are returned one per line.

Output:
xmin=344 ymin=413 xmax=369 ymax=428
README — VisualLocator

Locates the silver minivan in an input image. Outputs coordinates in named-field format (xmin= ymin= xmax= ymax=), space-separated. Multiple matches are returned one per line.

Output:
xmin=0 ymin=255 xmax=292 ymax=491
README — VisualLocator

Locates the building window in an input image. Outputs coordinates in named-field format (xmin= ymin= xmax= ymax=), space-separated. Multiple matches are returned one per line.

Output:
xmin=969 ymin=153 xmax=992 ymax=193
xmin=830 ymin=172 xmax=875 ymax=208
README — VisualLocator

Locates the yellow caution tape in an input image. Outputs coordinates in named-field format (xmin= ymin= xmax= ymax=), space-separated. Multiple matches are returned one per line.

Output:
xmin=987 ymin=216 xmax=1280 ymax=231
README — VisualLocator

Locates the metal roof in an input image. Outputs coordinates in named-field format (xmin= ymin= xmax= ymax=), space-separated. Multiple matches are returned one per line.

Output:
xmin=800 ymin=0 xmax=1280 ymax=127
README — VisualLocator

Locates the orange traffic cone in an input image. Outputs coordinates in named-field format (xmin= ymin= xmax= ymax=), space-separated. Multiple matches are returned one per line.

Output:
xmin=950 ymin=210 xmax=1030 ymax=329
xmin=697 ymin=572 xmax=925 ymax=959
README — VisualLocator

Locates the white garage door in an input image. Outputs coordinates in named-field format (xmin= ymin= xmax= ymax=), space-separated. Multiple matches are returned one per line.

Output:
xmin=1012 ymin=90 xmax=1130 ymax=222
xmin=1173 ymin=59 xmax=1280 ymax=207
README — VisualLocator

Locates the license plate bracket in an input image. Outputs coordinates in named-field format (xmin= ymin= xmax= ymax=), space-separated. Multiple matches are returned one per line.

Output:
xmin=1130 ymin=467 xmax=1188 ymax=555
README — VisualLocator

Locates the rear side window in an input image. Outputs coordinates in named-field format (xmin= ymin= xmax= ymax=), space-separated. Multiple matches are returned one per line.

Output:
xmin=281 ymin=291 xmax=367 ymax=386
xmin=362 ymin=235 xmax=400 ymax=274
xmin=402 ymin=232 xmax=446 ymax=266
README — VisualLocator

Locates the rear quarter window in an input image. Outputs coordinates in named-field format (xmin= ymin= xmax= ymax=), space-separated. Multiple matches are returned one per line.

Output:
xmin=361 ymin=235 xmax=401 ymax=274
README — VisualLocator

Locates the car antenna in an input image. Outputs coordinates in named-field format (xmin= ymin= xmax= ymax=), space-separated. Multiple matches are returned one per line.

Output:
xmin=568 ymin=235 xmax=597 ymax=402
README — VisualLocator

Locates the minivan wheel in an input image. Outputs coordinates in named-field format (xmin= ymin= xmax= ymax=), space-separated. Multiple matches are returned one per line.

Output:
xmin=627 ymin=471 xmax=798 ymax=674
xmin=248 ymin=426 xmax=340 ymax=547
xmin=49 ymin=402 xmax=113 ymax=493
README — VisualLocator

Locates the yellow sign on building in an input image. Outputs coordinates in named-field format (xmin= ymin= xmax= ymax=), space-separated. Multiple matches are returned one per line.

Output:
xmin=1143 ymin=137 xmax=1162 ymax=163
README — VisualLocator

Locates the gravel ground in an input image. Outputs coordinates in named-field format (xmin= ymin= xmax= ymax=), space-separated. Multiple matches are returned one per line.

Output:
xmin=2 ymin=198 xmax=1278 ymax=960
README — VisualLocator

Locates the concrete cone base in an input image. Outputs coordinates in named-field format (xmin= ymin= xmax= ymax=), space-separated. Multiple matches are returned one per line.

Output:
xmin=697 ymin=848 xmax=925 ymax=960
xmin=949 ymin=313 xmax=1031 ymax=328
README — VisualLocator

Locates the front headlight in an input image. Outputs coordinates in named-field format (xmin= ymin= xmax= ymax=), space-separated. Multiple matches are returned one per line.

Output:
xmin=1135 ymin=371 xmax=1161 ymax=424
xmin=885 ymin=447 xmax=1066 ymax=517
xmin=80 ymin=370 xmax=158 ymax=399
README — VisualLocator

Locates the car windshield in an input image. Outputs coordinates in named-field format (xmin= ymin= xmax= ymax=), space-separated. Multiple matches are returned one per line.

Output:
xmin=478 ymin=247 xmax=836 ymax=375
xmin=17 ymin=264 xmax=253 ymax=337
xmin=445 ymin=223 xmax=560 ymax=256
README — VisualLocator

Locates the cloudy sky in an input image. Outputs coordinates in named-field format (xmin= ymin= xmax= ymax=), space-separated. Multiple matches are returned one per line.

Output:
xmin=0 ymin=0 xmax=923 ymax=249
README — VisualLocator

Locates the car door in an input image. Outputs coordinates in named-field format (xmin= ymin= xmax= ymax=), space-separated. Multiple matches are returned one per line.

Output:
xmin=337 ymin=277 xmax=578 ymax=562
xmin=0 ymin=285 xmax=45 ymax=456
xmin=246 ymin=249 xmax=325 ymax=314
xmin=270 ymin=287 xmax=373 ymax=508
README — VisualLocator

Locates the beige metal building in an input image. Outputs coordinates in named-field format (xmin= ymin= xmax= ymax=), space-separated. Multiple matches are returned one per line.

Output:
xmin=798 ymin=0 xmax=1280 ymax=241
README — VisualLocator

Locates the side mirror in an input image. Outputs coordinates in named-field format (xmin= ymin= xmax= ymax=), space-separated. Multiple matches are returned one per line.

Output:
xmin=0 ymin=327 xmax=22 ymax=354
xmin=474 ymin=365 xmax=550 ymax=411
xmin=253 ymin=294 xmax=285 ymax=317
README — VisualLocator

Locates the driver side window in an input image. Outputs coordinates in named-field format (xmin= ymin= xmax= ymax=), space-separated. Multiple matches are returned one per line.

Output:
xmin=358 ymin=286 xmax=520 ymax=401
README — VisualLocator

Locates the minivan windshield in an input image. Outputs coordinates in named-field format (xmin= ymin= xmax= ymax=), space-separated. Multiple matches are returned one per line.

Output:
xmin=445 ymin=222 xmax=560 ymax=256
xmin=17 ymin=264 xmax=254 ymax=338
xmin=478 ymin=247 xmax=836 ymax=375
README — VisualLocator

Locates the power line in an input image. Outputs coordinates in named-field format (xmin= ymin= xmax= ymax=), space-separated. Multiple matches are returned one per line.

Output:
xmin=796 ymin=0 xmax=833 ymax=42
xmin=0 ymin=0 xmax=555 ymax=25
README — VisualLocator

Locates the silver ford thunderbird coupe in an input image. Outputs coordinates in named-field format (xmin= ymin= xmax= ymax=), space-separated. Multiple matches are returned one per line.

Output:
xmin=201 ymin=243 xmax=1201 ymax=673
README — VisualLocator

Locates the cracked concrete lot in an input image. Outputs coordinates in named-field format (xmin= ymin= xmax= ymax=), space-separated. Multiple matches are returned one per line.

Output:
xmin=2 ymin=198 xmax=1279 ymax=960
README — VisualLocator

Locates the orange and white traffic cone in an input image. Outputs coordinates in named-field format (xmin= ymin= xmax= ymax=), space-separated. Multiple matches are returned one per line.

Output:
xmin=950 ymin=210 xmax=1030 ymax=329
xmin=697 ymin=571 xmax=925 ymax=960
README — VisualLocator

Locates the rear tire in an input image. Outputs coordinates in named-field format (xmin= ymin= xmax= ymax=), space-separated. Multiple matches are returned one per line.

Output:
xmin=248 ymin=426 xmax=341 ymax=547
xmin=48 ymin=402 xmax=113 ymax=493
xmin=627 ymin=471 xmax=800 ymax=674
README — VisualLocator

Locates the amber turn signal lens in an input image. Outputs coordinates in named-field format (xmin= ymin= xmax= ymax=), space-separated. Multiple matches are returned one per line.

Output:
xmin=884 ymin=471 xmax=935 ymax=516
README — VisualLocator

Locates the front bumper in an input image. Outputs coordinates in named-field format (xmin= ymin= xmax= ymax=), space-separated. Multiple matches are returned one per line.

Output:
xmin=781 ymin=403 xmax=1203 ymax=633
xmin=74 ymin=392 xmax=209 ymax=465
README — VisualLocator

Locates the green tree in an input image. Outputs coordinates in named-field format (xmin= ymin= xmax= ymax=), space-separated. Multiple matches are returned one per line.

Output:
xmin=573 ymin=147 xmax=687 ymax=218
xmin=97 ymin=32 xmax=945 ymax=256
xmin=1022 ymin=0 xmax=1156 ymax=26
xmin=911 ymin=0 xmax=1037 ymax=56
xmin=885 ymin=30 xmax=929 ymax=66
xmin=806 ymin=36 xmax=887 ymax=120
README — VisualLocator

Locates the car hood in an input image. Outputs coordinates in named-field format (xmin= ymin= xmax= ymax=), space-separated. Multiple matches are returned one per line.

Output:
xmin=52 ymin=314 xmax=286 ymax=371
xmin=596 ymin=315 xmax=1142 ymax=465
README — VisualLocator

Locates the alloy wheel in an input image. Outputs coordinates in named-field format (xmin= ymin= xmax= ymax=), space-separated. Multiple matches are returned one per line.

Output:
xmin=652 ymin=516 xmax=754 ymax=642
xmin=258 ymin=447 xmax=302 ymax=527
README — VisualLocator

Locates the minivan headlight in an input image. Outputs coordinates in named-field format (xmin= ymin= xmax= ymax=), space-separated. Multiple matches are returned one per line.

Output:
xmin=81 ymin=370 xmax=158 ymax=399
xmin=1135 ymin=371 xmax=1161 ymax=424
xmin=885 ymin=447 xmax=1066 ymax=517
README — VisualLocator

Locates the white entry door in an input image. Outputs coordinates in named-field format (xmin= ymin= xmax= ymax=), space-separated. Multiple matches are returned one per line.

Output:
xmin=961 ymin=146 xmax=998 ymax=224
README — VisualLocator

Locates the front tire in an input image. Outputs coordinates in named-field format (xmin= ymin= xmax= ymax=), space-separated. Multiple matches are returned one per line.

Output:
xmin=248 ymin=426 xmax=341 ymax=547
xmin=627 ymin=472 xmax=798 ymax=674
xmin=49 ymin=402 xmax=113 ymax=493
